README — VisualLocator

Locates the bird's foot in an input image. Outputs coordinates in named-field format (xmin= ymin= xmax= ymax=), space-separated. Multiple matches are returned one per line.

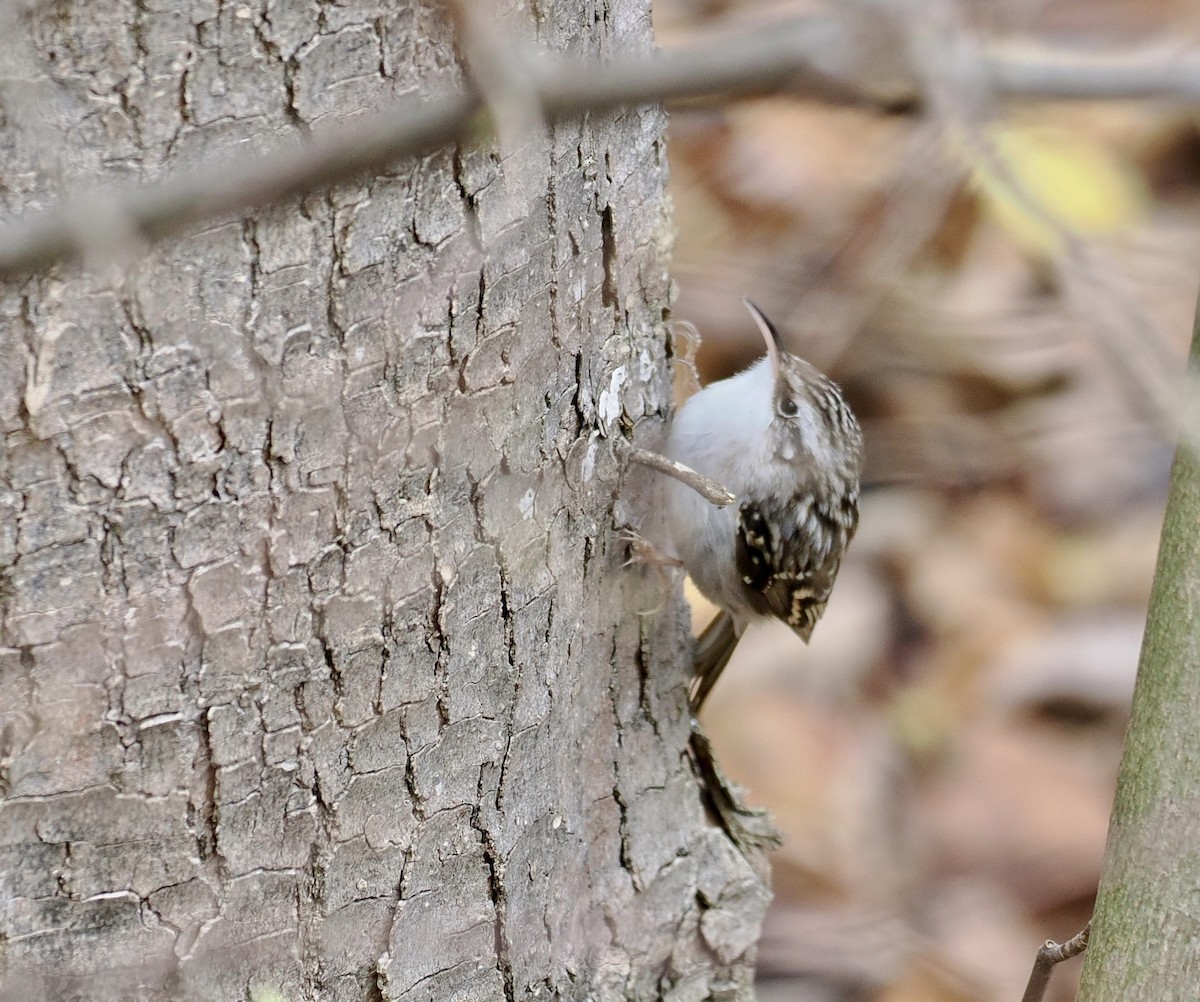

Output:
xmin=617 ymin=527 xmax=683 ymax=571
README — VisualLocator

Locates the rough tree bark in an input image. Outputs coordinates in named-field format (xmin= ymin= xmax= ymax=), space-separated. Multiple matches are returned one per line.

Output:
xmin=0 ymin=1 xmax=769 ymax=1000
xmin=1075 ymin=290 xmax=1200 ymax=1000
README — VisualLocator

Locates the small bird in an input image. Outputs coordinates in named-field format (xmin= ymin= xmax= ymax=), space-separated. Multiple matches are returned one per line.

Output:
xmin=665 ymin=298 xmax=863 ymax=710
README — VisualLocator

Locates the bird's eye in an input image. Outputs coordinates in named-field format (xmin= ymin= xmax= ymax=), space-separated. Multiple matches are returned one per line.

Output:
xmin=777 ymin=396 xmax=799 ymax=418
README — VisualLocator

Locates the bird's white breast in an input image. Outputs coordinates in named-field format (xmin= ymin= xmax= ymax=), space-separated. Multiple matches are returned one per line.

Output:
xmin=663 ymin=359 xmax=775 ymax=618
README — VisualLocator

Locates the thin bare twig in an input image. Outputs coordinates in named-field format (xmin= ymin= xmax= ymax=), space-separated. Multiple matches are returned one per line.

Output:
xmin=441 ymin=0 xmax=544 ymax=151
xmin=988 ymin=44 xmax=1200 ymax=102
xmin=625 ymin=445 xmax=737 ymax=508
xmin=0 ymin=13 xmax=1199 ymax=277
xmin=0 ymin=90 xmax=483 ymax=275
xmin=1020 ymin=920 xmax=1092 ymax=1002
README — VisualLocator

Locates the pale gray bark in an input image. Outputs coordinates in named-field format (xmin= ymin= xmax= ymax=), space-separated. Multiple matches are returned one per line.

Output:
xmin=0 ymin=1 xmax=770 ymax=1000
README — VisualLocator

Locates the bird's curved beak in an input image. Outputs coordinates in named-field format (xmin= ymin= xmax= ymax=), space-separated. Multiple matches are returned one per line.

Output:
xmin=742 ymin=296 xmax=784 ymax=383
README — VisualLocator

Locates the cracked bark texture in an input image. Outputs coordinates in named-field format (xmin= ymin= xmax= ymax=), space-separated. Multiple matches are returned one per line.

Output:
xmin=0 ymin=2 xmax=770 ymax=1001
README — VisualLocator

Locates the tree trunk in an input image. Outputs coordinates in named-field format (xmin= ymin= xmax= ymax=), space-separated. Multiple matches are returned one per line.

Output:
xmin=1076 ymin=289 xmax=1200 ymax=999
xmin=0 ymin=2 xmax=769 ymax=1000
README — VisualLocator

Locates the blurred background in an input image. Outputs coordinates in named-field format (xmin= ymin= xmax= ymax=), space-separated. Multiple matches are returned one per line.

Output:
xmin=654 ymin=1 xmax=1200 ymax=998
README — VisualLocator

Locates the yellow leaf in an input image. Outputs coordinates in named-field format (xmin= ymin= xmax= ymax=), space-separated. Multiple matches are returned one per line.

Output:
xmin=969 ymin=124 xmax=1147 ymax=256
